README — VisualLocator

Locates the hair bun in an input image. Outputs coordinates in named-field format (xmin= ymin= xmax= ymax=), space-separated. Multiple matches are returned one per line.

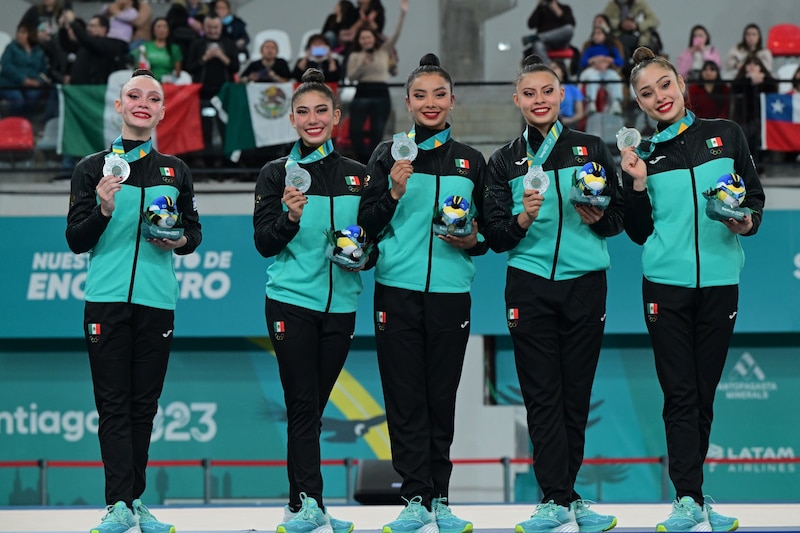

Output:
xmin=301 ymin=68 xmax=326 ymax=84
xmin=631 ymin=46 xmax=656 ymax=65
xmin=419 ymin=53 xmax=440 ymax=68
xmin=522 ymin=54 xmax=545 ymax=68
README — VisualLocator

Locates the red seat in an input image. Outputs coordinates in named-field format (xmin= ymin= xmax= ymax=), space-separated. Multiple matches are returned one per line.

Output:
xmin=0 ymin=117 xmax=35 ymax=166
xmin=767 ymin=23 xmax=800 ymax=57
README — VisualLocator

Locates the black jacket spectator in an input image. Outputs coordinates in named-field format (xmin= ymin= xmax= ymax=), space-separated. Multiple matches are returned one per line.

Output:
xmin=60 ymin=15 xmax=129 ymax=85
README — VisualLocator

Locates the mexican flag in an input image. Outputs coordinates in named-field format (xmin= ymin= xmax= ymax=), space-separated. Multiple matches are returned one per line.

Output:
xmin=211 ymin=82 xmax=298 ymax=162
xmin=58 ymin=81 xmax=204 ymax=157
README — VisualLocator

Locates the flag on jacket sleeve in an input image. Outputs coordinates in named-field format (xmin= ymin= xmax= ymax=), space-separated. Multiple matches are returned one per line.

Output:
xmin=211 ymin=82 xmax=298 ymax=162
xmin=761 ymin=93 xmax=800 ymax=152
xmin=59 ymin=81 xmax=204 ymax=157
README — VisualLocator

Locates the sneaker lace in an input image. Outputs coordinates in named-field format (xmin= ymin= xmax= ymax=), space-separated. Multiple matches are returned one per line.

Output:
xmin=671 ymin=499 xmax=697 ymax=518
xmin=531 ymin=501 xmax=560 ymax=518
xmin=433 ymin=497 xmax=455 ymax=519
xmin=398 ymin=495 xmax=427 ymax=520
xmin=102 ymin=504 xmax=128 ymax=524
xmin=296 ymin=492 xmax=320 ymax=521
xmin=136 ymin=502 xmax=156 ymax=522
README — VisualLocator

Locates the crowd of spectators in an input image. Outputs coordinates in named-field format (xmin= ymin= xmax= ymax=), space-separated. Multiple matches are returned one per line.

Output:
xmin=0 ymin=0 xmax=798 ymax=175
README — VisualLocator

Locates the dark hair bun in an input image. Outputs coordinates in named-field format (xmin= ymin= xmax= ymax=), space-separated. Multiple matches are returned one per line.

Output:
xmin=301 ymin=68 xmax=326 ymax=84
xmin=631 ymin=46 xmax=656 ymax=65
xmin=522 ymin=54 xmax=545 ymax=68
xmin=419 ymin=53 xmax=440 ymax=67
xmin=132 ymin=68 xmax=156 ymax=79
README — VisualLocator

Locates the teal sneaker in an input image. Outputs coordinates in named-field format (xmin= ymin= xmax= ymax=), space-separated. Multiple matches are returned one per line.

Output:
xmin=571 ymin=500 xmax=616 ymax=532
xmin=382 ymin=495 xmax=439 ymax=533
xmin=283 ymin=504 xmax=353 ymax=533
xmin=90 ymin=501 xmax=139 ymax=533
xmin=132 ymin=500 xmax=175 ymax=533
xmin=277 ymin=493 xmax=332 ymax=533
xmin=656 ymin=497 xmax=710 ymax=532
xmin=703 ymin=503 xmax=738 ymax=532
xmin=515 ymin=501 xmax=578 ymax=533
xmin=432 ymin=497 xmax=473 ymax=533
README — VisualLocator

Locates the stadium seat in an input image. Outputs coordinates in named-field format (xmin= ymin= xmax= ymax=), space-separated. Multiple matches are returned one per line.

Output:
xmin=250 ymin=29 xmax=292 ymax=62
xmin=0 ymin=31 xmax=11 ymax=60
xmin=0 ymin=117 xmax=35 ymax=166
xmin=767 ymin=23 xmax=800 ymax=57
xmin=36 ymin=117 xmax=60 ymax=158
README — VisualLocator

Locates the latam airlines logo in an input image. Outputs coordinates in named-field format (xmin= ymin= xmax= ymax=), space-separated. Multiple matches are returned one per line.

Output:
xmin=706 ymin=442 xmax=796 ymax=475
xmin=716 ymin=352 xmax=778 ymax=400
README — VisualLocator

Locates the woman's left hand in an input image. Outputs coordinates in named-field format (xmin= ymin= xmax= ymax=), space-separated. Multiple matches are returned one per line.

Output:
xmin=439 ymin=220 xmax=479 ymax=251
xmin=722 ymin=214 xmax=753 ymax=235
xmin=574 ymin=204 xmax=604 ymax=225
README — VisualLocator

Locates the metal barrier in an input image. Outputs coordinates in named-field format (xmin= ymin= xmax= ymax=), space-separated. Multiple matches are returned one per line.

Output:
xmin=6 ymin=455 xmax=799 ymax=506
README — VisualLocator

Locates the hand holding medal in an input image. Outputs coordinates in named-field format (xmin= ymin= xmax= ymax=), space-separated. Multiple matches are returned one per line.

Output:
xmin=616 ymin=127 xmax=642 ymax=152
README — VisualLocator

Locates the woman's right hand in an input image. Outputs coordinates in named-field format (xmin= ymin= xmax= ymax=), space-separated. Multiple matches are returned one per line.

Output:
xmin=620 ymin=147 xmax=647 ymax=191
xmin=282 ymin=186 xmax=308 ymax=222
xmin=517 ymin=190 xmax=544 ymax=229
xmin=389 ymin=159 xmax=414 ymax=200
xmin=97 ymin=174 xmax=123 ymax=217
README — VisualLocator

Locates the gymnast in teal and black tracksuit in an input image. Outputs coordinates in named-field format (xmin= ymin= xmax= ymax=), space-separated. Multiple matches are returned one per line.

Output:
xmin=482 ymin=55 xmax=623 ymax=533
xmin=621 ymin=47 xmax=764 ymax=532
xmin=254 ymin=69 xmax=368 ymax=533
xmin=66 ymin=70 xmax=201 ymax=533
xmin=358 ymin=53 xmax=485 ymax=533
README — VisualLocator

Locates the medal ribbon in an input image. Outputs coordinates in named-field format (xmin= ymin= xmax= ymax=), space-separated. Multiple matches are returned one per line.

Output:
xmin=109 ymin=136 xmax=153 ymax=163
xmin=285 ymin=139 xmax=334 ymax=171
xmin=407 ymin=126 xmax=451 ymax=151
xmin=523 ymin=121 xmax=563 ymax=168
xmin=634 ymin=110 xmax=695 ymax=159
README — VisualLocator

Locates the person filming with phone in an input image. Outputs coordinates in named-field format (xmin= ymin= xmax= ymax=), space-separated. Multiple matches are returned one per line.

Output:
xmin=292 ymin=34 xmax=341 ymax=82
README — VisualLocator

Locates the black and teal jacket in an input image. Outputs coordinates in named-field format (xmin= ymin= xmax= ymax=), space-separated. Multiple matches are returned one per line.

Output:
xmin=254 ymin=151 xmax=368 ymax=313
xmin=358 ymin=126 xmax=488 ymax=294
xmin=483 ymin=125 xmax=624 ymax=280
xmin=624 ymin=117 xmax=765 ymax=288
xmin=66 ymin=141 xmax=202 ymax=310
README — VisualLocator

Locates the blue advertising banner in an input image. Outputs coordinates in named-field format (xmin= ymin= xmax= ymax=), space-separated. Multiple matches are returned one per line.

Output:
xmin=1 ymin=211 xmax=799 ymax=338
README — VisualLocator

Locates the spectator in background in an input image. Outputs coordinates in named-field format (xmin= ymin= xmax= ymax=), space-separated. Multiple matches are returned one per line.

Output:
xmin=602 ymin=0 xmax=660 ymax=62
xmin=185 ymin=14 xmax=239 ymax=167
xmin=523 ymin=0 xmax=576 ymax=62
xmin=346 ymin=0 xmax=408 ymax=163
xmin=340 ymin=0 xmax=385 ymax=53
xmin=172 ymin=0 xmax=209 ymax=37
xmin=550 ymin=59 xmax=585 ymax=129
xmin=322 ymin=1 xmax=359 ymax=52
xmin=130 ymin=0 xmax=153 ymax=49
xmin=723 ymin=23 xmax=773 ymax=80
xmin=240 ymin=39 xmax=291 ymax=83
xmin=731 ymin=54 xmax=778 ymax=173
xmin=59 ymin=11 xmax=130 ymax=84
xmin=165 ymin=3 xmax=197 ymax=59
xmin=676 ymin=25 xmax=721 ymax=82
xmin=0 ymin=23 xmax=49 ymax=117
xmin=578 ymin=24 xmax=625 ymax=114
xmin=293 ymin=34 xmax=341 ymax=83
xmin=687 ymin=60 xmax=730 ymax=120
xmin=134 ymin=17 xmax=182 ymax=82
xmin=213 ymin=0 xmax=249 ymax=60
xmin=101 ymin=0 xmax=140 ymax=45
xmin=20 ymin=0 xmax=69 ymax=84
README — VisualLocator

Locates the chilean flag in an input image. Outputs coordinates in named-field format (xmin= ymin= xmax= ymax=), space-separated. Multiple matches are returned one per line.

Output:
xmin=761 ymin=93 xmax=800 ymax=152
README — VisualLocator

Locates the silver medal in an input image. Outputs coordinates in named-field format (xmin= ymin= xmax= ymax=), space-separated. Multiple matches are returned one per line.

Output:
xmin=523 ymin=165 xmax=550 ymax=194
xmin=285 ymin=165 xmax=312 ymax=193
xmin=391 ymin=133 xmax=418 ymax=162
xmin=103 ymin=154 xmax=131 ymax=182
xmin=616 ymin=127 xmax=642 ymax=151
